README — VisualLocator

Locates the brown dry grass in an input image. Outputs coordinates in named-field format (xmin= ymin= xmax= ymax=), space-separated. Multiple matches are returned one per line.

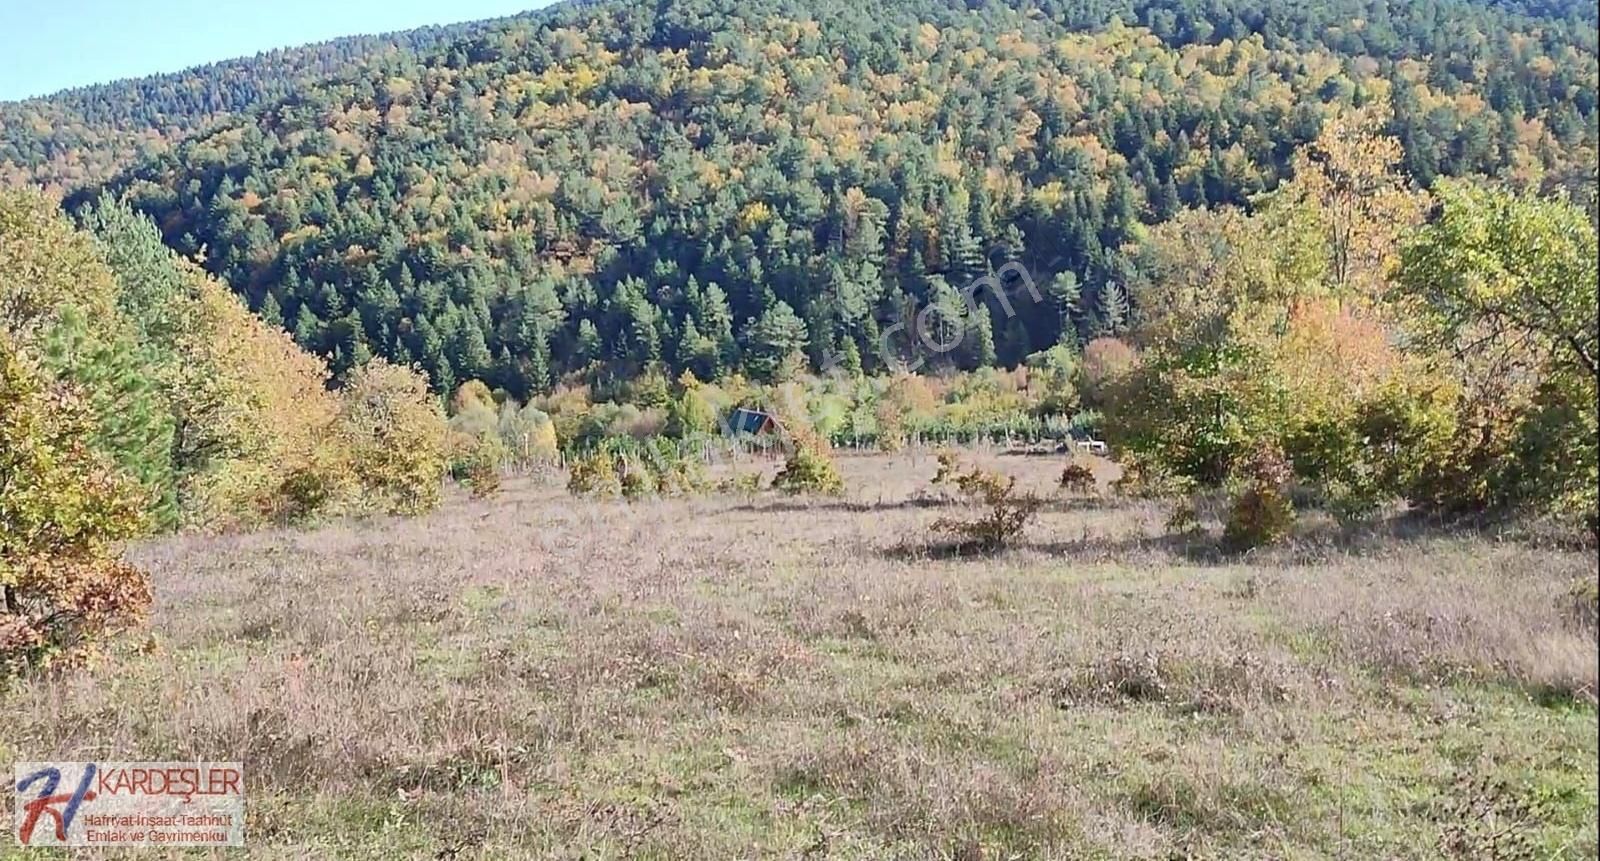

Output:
xmin=2 ymin=451 xmax=1595 ymax=859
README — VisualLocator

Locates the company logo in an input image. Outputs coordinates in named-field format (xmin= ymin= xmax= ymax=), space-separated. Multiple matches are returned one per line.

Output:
xmin=12 ymin=762 xmax=244 ymax=848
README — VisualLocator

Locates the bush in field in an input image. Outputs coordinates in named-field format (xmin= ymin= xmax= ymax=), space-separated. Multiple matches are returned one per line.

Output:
xmin=771 ymin=424 xmax=844 ymax=496
xmin=447 ymin=382 xmax=508 ymax=498
xmin=1058 ymin=459 xmax=1098 ymax=494
xmin=873 ymin=398 xmax=908 ymax=452
xmin=666 ymin=385 xmax=719 ymax=439
xmin=453 ymin=436 xmax=505 ymax=499
xmin=880 ymin=374 xmax=936 ymax=436
xmin=1224 ymin=443 xmax=1296 ymax=551
xmin=497 ymin=402 xmax=558 ymax=467
xmin=2 ymin=336 xmax=152 ymax=676
xmin=653 ymin=449 xmax=710 ymax=497
xmin=567 ymin=451 xmax=621 ymax=497
xmin=335 ymin=360 xmax=449 ymax=515
xmin=932 ymin=465 xmax=1042 ymax=550
xmin=1107 ymin=115 xmax=1430 ymax=499
xmin=449 ymin=380 xmax=496 ymax=416
xmin=619 ymin=458 xmax=658 ymax=500
xmin=932 ymin=449 xmax=962 ymax=486
xmin=1025 ymin=343 xmax=1080 ymax=417
xmin=273 ymin=457 xmax=349 ymax=524
xmin=175 ymin=274 xmax=345 ymax=527
xmin=1108 ymin=117 xmax=1596 ymax=535
xmin=1110 ymin=454 xmax=1192 ymax=500
xmin=717 ymin=471 xmax=764 ymax=496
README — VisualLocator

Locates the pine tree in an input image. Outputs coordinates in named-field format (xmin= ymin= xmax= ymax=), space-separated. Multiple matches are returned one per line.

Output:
xmin=259 ymin=292 xmax=284 ymax=329
xmin=292 ymin=305 xmax=323 ymax=350
xmin=454 ymin=320 xmax=494 ymax=383
xmin=839 ymin=338 xmax=863 ymax=378
xmin=965 ymin=305 xmax=998 ymax=370
xmin=526 ymin=336 xmax=551 ymax=395
xmin=1095 ymin=281 xmax=1131 ymax=336
xmin=76 ymin=195 xmax=186 ymax=355
xmin=1000 ymin=316 xmax=1032 ymax=367
xmin=1045 ymin=271 xmax=1082 ymax=347
xmin=39 ymin=307 xmax=178 ymax=530
xmin=575 ymin=319 xmax=602 ymax=365
xmin=744 ymin=300 xmax=808 ymax=382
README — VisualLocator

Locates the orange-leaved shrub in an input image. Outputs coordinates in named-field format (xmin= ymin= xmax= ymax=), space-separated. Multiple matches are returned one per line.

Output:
xmin=1224 ymin=442 xmax=1296 ymax=551
xmin=2 ymin=335 xmax=151 ymax=677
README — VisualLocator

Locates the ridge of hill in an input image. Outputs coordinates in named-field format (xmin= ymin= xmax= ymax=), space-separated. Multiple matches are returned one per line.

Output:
xmin=0 ymin=14 xmax=529 ymax=189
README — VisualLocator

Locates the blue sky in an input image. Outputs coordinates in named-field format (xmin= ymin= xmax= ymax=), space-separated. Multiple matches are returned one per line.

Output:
xmin=0 ymin=0 xmax=550 ymax=102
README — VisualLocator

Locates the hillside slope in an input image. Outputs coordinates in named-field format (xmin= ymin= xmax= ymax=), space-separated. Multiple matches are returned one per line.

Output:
xmin=0 ymin=16 xmax=518 ymax=190
xmin=67 ymin=0 xmax=1600 ymax=395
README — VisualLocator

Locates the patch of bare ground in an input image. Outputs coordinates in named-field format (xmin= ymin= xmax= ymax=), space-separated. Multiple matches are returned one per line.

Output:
xmin=1 ymin=451 xmax=1593 ymax=859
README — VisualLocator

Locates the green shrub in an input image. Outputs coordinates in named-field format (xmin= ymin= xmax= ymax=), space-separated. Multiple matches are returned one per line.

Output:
xmin=656 ymin=455 xmax=710 ymax=496
xmin=273 ymin=459 xmax=348 ymax=524
xmin=666 ymin=389 xmax=718 ymax=439
xmin=497 ymin=402 xmax=558 ymax=467
xmin=461 ymin=446 xmax=504 ymax=499
xmin=1111 ymin=455 xmax=1192 ymax=500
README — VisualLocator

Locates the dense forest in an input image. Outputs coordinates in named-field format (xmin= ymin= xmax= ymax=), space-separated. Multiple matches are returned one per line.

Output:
xmin=1 ymin=0 xmax=1587 ymax=400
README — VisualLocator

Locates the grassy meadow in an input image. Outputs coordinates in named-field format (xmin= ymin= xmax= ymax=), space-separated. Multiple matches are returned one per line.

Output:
xmin=2 ymin=451 xmax=1596 ymax=859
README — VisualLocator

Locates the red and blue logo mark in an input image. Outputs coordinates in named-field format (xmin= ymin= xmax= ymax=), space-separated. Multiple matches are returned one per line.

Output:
xmin=16 ymin=763 xmax=98 ymax=845
xmin=13 ymin=760 xmax=246 ymax=847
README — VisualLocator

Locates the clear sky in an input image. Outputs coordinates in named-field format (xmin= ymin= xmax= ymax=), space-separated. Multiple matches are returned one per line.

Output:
xmin=0 ymin=0 xmax=550 ymax=102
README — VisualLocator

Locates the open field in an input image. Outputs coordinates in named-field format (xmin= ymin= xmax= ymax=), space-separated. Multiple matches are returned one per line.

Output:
xmin=3 ymin=451 xmax=1596 ymax=859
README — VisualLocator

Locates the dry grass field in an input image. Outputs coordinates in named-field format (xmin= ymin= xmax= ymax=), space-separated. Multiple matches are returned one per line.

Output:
xmin=3 ymin=451 xmax=1596 ymax=859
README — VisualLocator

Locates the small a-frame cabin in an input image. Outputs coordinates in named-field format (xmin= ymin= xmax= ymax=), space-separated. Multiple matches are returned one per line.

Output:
xmin=727 ymin=408 xmax=781 ymax=436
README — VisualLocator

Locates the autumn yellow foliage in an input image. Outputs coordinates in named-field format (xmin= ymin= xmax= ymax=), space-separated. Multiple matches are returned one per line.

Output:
xmin=2 ymin=334 xmax=152 ymax=675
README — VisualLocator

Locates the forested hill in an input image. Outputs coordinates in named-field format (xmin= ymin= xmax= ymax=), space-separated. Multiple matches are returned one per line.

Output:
xmin=54 ymin=0 xmax=1600 ymax=397
xmin=0 ymin=17 xmax=517 ymax=189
